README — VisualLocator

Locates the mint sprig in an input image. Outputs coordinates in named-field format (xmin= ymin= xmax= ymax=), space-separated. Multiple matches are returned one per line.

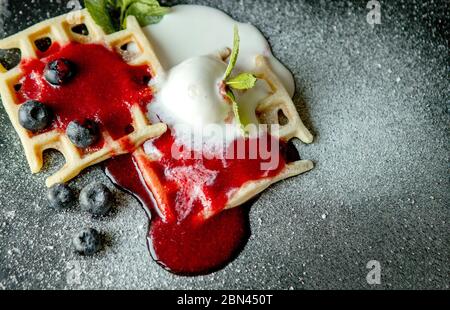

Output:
xmin=226 ymin=73 xmax=257 ymax=90
xmin=226 ymin=89 xmax=246 ymax=135
xmin=84 ymin=0 xmax=116 ymax=34
xmin=124 ymin=2 xmax=170 ymax=28
xmin=84 ymin=0 xmax=169 ymax=34
xmin=223 ymin=26 xmax=258 ymax=135
xmin=223 ymin=26 xmax=240 ymax=81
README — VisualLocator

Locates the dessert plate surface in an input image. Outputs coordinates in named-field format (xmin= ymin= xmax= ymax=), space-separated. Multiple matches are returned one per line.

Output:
xmin=0 ymin=0 xmax=448 ymax=289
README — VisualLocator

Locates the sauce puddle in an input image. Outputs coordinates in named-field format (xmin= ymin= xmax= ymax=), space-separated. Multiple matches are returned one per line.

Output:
xmin=104 ymin=153 xmax=251 ymax=276
xmin=105 ymin=132 xmax=301 ymax=275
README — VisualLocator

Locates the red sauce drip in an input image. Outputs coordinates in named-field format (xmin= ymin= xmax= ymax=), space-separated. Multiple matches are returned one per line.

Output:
xmin=105 ymin=153 xmax=250 ymax=276
xmin=106 ymin=130 xmax=293 ymax=275
xmin=17 ymin=42 xmax=153 ymax=143
xmin=148 ymin=207 xmax=249 ymax=275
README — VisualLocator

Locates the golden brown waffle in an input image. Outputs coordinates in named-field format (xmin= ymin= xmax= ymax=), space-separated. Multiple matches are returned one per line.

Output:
xmin=225 ymin=55 xmax=314 ymax=211
xmin=0 ymin=10 xmax=167 ymax=187
xmin=254 ymin=55 xmax=313 ymax=144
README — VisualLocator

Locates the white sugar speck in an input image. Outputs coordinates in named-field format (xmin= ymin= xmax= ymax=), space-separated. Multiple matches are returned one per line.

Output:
xmin=0 ymin=0 xmax=10 ymax=34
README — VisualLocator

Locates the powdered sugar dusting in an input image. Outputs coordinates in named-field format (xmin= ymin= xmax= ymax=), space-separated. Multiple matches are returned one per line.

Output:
xmin=0 ymin=0 xmax=448 ymax=290
xmin=143 ymin=139 xmax=162 ymax=160
xmin=165 ymin=163 xmax=218 ymax=222
xmin=0 ymin=0 xmax=10 ymax=35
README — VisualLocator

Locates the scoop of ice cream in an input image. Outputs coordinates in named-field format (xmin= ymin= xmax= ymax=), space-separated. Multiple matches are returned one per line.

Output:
xmin=151 ymin=55 xmax=231 ymax=127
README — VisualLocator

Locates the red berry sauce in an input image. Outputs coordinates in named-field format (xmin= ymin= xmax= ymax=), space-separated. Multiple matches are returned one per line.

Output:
xmin=17 ymin=42 xmax=153 ymax=146
xmin=106 ymin=130 xmax=296 ymax=275
xmin=105 ymin=153 xmax=251 ymax=275
xmin=16 ymin=40 xmax=298 ymax=275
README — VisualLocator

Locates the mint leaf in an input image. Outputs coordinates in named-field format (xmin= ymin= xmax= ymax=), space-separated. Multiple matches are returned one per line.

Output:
xmin=226 ymin=89 xmax=247 ymax=136
xmin=84 ymin=0 xmax=117 ymax=34
xmin=223 ymin=25 xmax=240 ymax=81
xmin=226 ymin=73 xmax=257 ymax=90
xmin=124 ymin=2 xmax=170 ymax=28
xmin=138 ymin=0 xmax=163 ymax=6
xmin=222 ymin=26 xmax=256 ymax=136
xmin=85 ymin=0 xmax=169 ymax=33
xmin=119 ymin=0 xmax=135 ymax=28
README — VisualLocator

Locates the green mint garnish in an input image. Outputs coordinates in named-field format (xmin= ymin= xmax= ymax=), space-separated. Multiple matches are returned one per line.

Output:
xmin=226 ymin=72 xmax=257 ymax=90
xmin=225 ymin=89 xmax=246 ymax=135
xmin=84 ymin=0 xmax=169 ymax=34
xmin=223 ymin=25 xmax=240 ymax=81
xmin=223 ymin=26 xmax=258 ymax=136
xmin=84 ymin=0 xmax=116 ymax=34
xmin=124 ymin=2 xmax=170 ymax=28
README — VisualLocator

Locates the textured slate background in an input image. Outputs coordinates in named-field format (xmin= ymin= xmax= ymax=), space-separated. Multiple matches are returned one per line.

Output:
xmin=0 ymin=0 xmax=448 ymax=289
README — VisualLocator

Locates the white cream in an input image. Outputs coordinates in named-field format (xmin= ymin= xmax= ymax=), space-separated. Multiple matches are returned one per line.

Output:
xmin=149 ymin=54 xmax=244 ymax=154
xmin=143 ymin=5 xmax=295 ymax=97
xmin=151 ymin=55 xmax=230 ymax=127
xmin=144 ymin=5 xmax=295 ymax=153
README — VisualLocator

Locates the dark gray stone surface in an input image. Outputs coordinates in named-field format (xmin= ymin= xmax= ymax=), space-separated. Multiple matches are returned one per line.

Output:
xmin=0 ymin=0 xmax=448 ymax=289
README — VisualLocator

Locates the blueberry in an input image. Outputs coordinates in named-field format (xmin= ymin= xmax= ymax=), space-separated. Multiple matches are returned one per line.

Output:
xmin=44 ymin=58 xmax=76 ymax=86
xmin=66 ymin=120 xmax=99 ymax=148
xmin=72 ymin=228 xmax=102 ymax=256
xmin=18 ymin=100 xmax=52 ymax=132
xmin=47 ymin=183 xmax=75 ymax=210
xmin=79 ymin=183 xmax=112 ymax=217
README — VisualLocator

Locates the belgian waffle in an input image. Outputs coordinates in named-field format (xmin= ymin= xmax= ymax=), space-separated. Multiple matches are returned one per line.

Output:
xmin=0 ymin=10 xmax=167 ymax=187
xmin=135 ymin=54 xmax=314 ymax=220
xmin=225 ymin=55 xmax=314 ymax=212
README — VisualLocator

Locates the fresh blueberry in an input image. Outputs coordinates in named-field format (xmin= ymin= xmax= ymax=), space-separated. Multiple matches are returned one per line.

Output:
xmin=44 ymin=58 xmax=76 ymax=86
xmin=66 ymin=120 xmax=99 ymax=148
xmin=47 ymin=183 xmax=75 ymax=210
xmin=18 ymin=100 xmax=52 ymax=132
xmin=79 ymin=183 xmax=112 ymax=217
xmin=72 ymin=228 xmax=102 ymax=256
